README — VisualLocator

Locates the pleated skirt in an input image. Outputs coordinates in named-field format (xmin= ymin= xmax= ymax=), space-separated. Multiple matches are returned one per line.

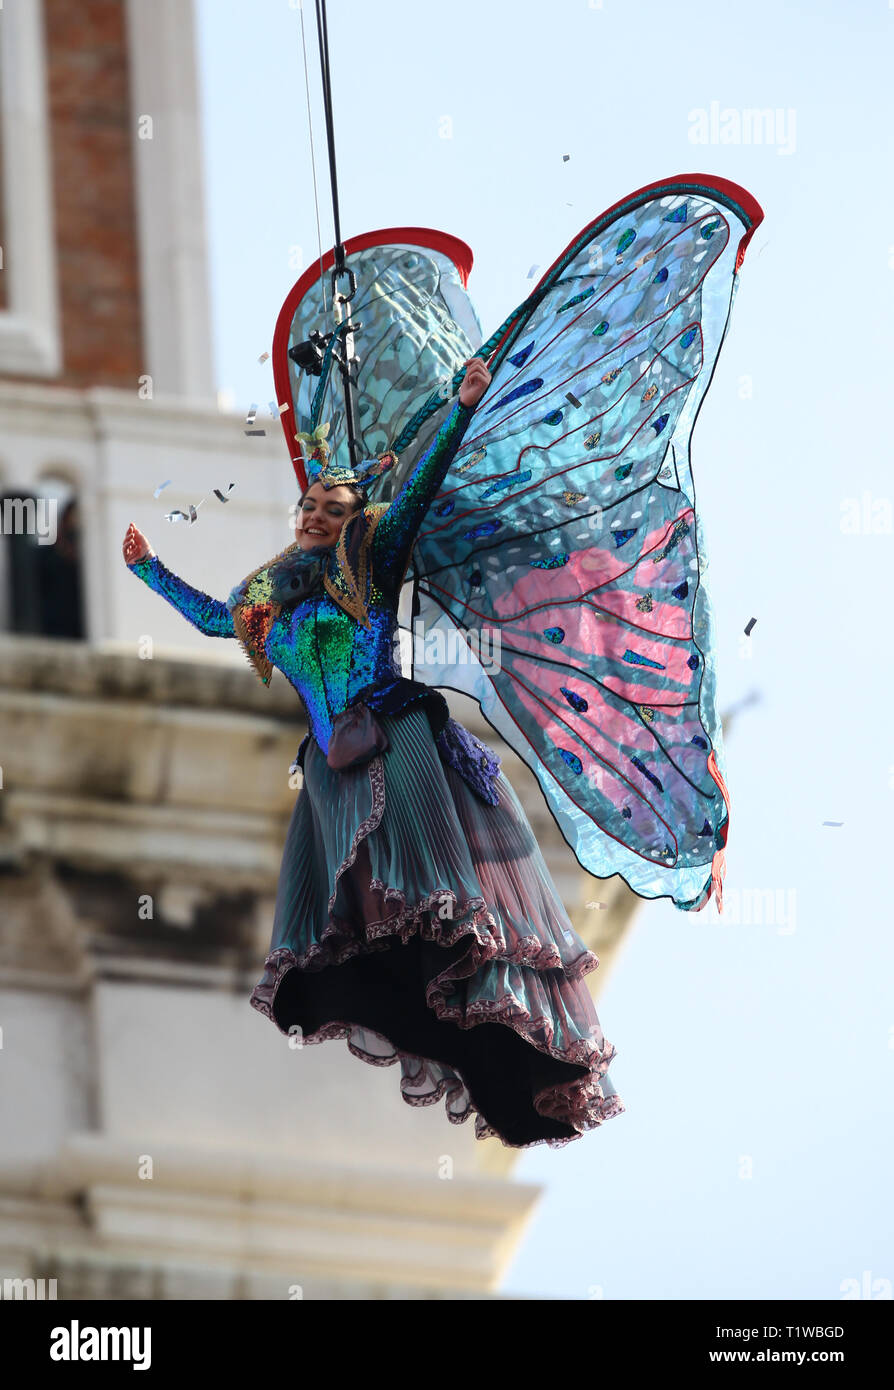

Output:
xmin=250 ymin=703 xmax=625 ymax=1148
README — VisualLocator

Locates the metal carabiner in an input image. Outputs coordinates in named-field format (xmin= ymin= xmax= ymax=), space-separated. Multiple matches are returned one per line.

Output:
xmin=331 ymin=264 xmax=357 ymax=303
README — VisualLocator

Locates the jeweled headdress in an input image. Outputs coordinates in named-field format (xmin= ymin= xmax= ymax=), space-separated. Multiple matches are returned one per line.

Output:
xmin=294 ymin=420 xmax=397 ymax=493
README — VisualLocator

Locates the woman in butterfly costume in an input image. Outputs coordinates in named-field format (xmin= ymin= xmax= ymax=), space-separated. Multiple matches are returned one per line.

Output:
xmin=124 ymin=174 xmax=762 ymax=1149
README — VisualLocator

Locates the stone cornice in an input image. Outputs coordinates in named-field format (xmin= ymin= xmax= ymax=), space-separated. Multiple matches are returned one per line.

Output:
xmin=0 ymin=634 xmax=296 ymax=716
xmin=0 ymin=382 xmax=284 ymax=459
xmin=0 ymin=1134 xmax=541 ymax=1292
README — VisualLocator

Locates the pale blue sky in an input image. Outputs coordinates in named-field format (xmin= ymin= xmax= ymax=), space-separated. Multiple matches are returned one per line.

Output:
xmin=195 ymin=0 xmax=893 ymax=1299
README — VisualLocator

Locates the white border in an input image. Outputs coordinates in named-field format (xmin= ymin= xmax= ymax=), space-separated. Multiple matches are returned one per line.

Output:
xmin=0 ymin=0 xmax=61 ymax=375
xmin=124 ymin=0 xmax=214 ymax=401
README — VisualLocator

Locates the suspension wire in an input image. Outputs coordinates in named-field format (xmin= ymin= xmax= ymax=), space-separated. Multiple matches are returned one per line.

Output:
xmin=297 ymin=0 xmax=327 ymax=314
xmin=314 ymin=0 xmax=360 ymax=464
xmin=315 ymin=0 xmax=343 ymax=260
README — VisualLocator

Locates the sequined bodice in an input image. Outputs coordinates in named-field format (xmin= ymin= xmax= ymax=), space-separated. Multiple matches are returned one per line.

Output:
xmin=128 ymin=400 xmax=475 ymax=753
xmin=264 ymin=582 xmax=403 ymax=749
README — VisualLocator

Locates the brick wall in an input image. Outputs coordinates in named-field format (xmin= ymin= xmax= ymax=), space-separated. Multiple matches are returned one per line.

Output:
xmin=0 ymin=0 xmax=144 ymax=387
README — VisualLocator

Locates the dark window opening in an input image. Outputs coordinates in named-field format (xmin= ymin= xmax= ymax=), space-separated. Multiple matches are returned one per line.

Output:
xmin=0 ymin=494 xmax=85 ymax=639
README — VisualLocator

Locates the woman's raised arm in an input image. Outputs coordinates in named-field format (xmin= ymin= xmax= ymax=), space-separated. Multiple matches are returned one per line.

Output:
xmin=371 ymin=357 xmax=491 ymax=585
xmin=123 ymin=522 xmax=235 ymax=639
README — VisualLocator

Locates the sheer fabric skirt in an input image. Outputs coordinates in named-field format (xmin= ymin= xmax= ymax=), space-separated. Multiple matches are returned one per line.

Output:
xmin=250 ymin=704 xmax=625 ymax=1148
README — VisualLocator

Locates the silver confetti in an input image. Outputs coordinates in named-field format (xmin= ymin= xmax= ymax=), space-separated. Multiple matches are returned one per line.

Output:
xmin=744 ymin=617 xmax=757 ymax=636
xmin=212 ymin=482 xmax=236 ymax=503
xmin=258 ymin=351 xmax=270 ymax=364
xmin=566 ymin=392 xmax=582 ymax=408
xmin=585 ymin=900 xmax=608 ymax=910
xmin=164 ymin=496 xmax=205 ymax=524
xmin=153 ymin=479 xmax=172 ymax=498
xmin=245 ymin=428 xmax=266 ymax=436
xmin=527 ymin=264 xmax=539 ymax=279
xmin=246 ymin=403 xmax=258 ymax=425
xmin=822 ymin=821 xmax=844 ymax=827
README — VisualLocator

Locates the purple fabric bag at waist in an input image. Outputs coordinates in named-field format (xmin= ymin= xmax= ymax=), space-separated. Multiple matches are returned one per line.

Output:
xmin=325 ymin=702 xmax=390 ymax=770
xmin=289 ymin=678 xmax=501 ymax=805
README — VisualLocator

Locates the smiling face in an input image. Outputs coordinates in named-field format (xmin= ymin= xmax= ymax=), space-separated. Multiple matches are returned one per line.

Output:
xmin=295 ymin=481 xmax=362 ymax=549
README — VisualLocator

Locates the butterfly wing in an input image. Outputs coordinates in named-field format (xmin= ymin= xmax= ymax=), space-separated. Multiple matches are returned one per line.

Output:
xmin=272 ymin=228 xmax=483 ymax=489
xmin=403 ymin=174 xmax=763 ymax=912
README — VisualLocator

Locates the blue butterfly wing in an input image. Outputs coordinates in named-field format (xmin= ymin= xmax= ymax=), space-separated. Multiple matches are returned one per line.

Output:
xmin=404 ymin=175 xmax=763 ymax=911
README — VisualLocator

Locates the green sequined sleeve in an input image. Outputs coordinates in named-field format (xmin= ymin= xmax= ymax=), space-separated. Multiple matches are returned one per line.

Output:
xmin=127 ymin=553 xmax=236 ymax=638
xmin=372 ymin=398 xmax=476 ymax=585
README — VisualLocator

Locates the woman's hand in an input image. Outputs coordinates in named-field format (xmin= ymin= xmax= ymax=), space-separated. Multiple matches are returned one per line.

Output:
xmin=123 ymin=522 xmax=154 ymax=565
xmin=458 ymin=356 xmax=491 ymax=408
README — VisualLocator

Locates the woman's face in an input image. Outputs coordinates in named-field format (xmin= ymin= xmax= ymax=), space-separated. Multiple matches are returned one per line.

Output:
xmin=295 ymin=482 xmax=359 ymax=549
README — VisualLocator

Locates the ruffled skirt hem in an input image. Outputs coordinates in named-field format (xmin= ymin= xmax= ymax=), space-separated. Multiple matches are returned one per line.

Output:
xmin=249 ymin=926 xmax=625 ymax=1150
xmin=248 ymin=878 xmax=625 ymax=1150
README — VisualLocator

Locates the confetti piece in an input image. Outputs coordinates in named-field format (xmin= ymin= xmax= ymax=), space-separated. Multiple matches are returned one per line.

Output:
xmin=278 ymin=402 xmax=289 ymax=415
xmin=822 ymin=821 xmax=844 ymax=827
xmin=565 ymin=391 xmax=582 ymax=408
xmin=165 ymin=498 xmax=206 ymax=524
xmin=744 ymin=617 xmax=757 ymax=636
xmin=527 ymin=264 xmax=539 ymax=279
xmin=153 ymin=479 xmax=172 ymax=498
xmin=585 ymin=901 xmax=608 ymax=910
xmin=246 ymin=403 xmax=258 ymax=425
xmin=245 ymin=428 xmax=266 ymax=436
xmin=258 ymin=351 xmax=269 ymax=363
xmin=213 ymin=482 xmax=236 ymax=503
xmin=562 ymin=154 xmax=570 ymax=162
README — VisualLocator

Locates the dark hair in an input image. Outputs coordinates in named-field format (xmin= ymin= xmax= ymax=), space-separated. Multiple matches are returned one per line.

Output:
xmin=298 ymin=480 xmax=365 ymax=513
